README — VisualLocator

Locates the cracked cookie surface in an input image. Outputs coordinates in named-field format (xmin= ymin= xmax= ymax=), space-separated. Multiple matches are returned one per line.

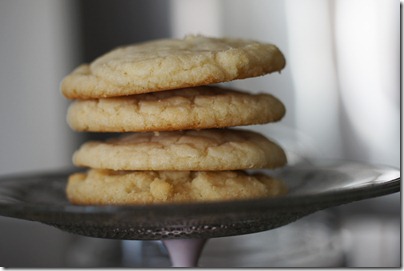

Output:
xmin=61 ymin=35 xmax=286 ymax=99
xmin=66 ymin=169 xmax=287 ymax=205
xmin=72 ymin=129 xmax=287 ymax=171
xmin=67 ymin=86 xmax=286 ymax=132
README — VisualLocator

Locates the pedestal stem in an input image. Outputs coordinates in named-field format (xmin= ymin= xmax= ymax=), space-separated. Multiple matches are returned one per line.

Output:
xmin=162 ymin=238 xmax=207 ymax=267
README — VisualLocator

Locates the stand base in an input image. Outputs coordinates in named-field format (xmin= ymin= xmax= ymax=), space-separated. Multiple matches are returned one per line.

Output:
xmin=163 ymin=238 xmax=207 ymax=267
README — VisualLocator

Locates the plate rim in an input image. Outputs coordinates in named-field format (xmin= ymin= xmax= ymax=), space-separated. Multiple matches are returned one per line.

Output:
xmin=0 ymin=169 xmax=399 ymax=217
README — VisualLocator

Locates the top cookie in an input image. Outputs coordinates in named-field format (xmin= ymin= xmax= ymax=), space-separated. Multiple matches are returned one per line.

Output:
xmin=61 ymin=35 xmax=286 ymax=99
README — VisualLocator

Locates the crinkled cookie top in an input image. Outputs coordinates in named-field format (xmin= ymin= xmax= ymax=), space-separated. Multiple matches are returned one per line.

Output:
xmin=61 ymin=35 xmax=286 ymax=99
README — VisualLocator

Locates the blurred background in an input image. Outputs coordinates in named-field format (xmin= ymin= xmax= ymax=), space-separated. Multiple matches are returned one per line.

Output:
xmin=0 ymin=0 xmax=400 ymax=267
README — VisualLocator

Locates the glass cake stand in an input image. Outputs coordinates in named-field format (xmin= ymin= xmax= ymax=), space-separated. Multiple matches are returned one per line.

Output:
xmin=0 ymin=160 xmax=399 ymax=267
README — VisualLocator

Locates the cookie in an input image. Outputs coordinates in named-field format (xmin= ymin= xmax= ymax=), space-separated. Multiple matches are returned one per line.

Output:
xmin=61 ymin=35 xmax=286 ymax=99
xmin=72 ymin=129 xmax=287 ymax=171
xmin=66 ymin=86 xmax=286 ymax=132
xmin=66 ymin=169 xmax=287 ymax=205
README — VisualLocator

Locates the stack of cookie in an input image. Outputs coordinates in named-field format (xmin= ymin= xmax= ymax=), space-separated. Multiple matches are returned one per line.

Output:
xmin=61 ymin=35 xmax=288 ymax=205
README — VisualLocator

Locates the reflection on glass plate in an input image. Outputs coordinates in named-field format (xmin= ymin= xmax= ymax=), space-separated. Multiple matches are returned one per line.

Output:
xmin=0 ymin=160 xmax=399 ymax=240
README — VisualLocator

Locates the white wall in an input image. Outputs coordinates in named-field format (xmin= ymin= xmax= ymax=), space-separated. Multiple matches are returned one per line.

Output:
xmin=0 ymin=0 xmax=79 ymax=175
xmin=0 ymin=0 xmax=81 ymax=267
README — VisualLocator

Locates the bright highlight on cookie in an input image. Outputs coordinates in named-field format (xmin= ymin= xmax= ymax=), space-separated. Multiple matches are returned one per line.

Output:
xmin=61 ymin=35 xmax=288 ymax=205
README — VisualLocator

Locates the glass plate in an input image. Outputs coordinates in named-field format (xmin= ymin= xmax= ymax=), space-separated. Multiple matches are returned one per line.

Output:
xmin=0 ymin=160 xmax=399 ymax=240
